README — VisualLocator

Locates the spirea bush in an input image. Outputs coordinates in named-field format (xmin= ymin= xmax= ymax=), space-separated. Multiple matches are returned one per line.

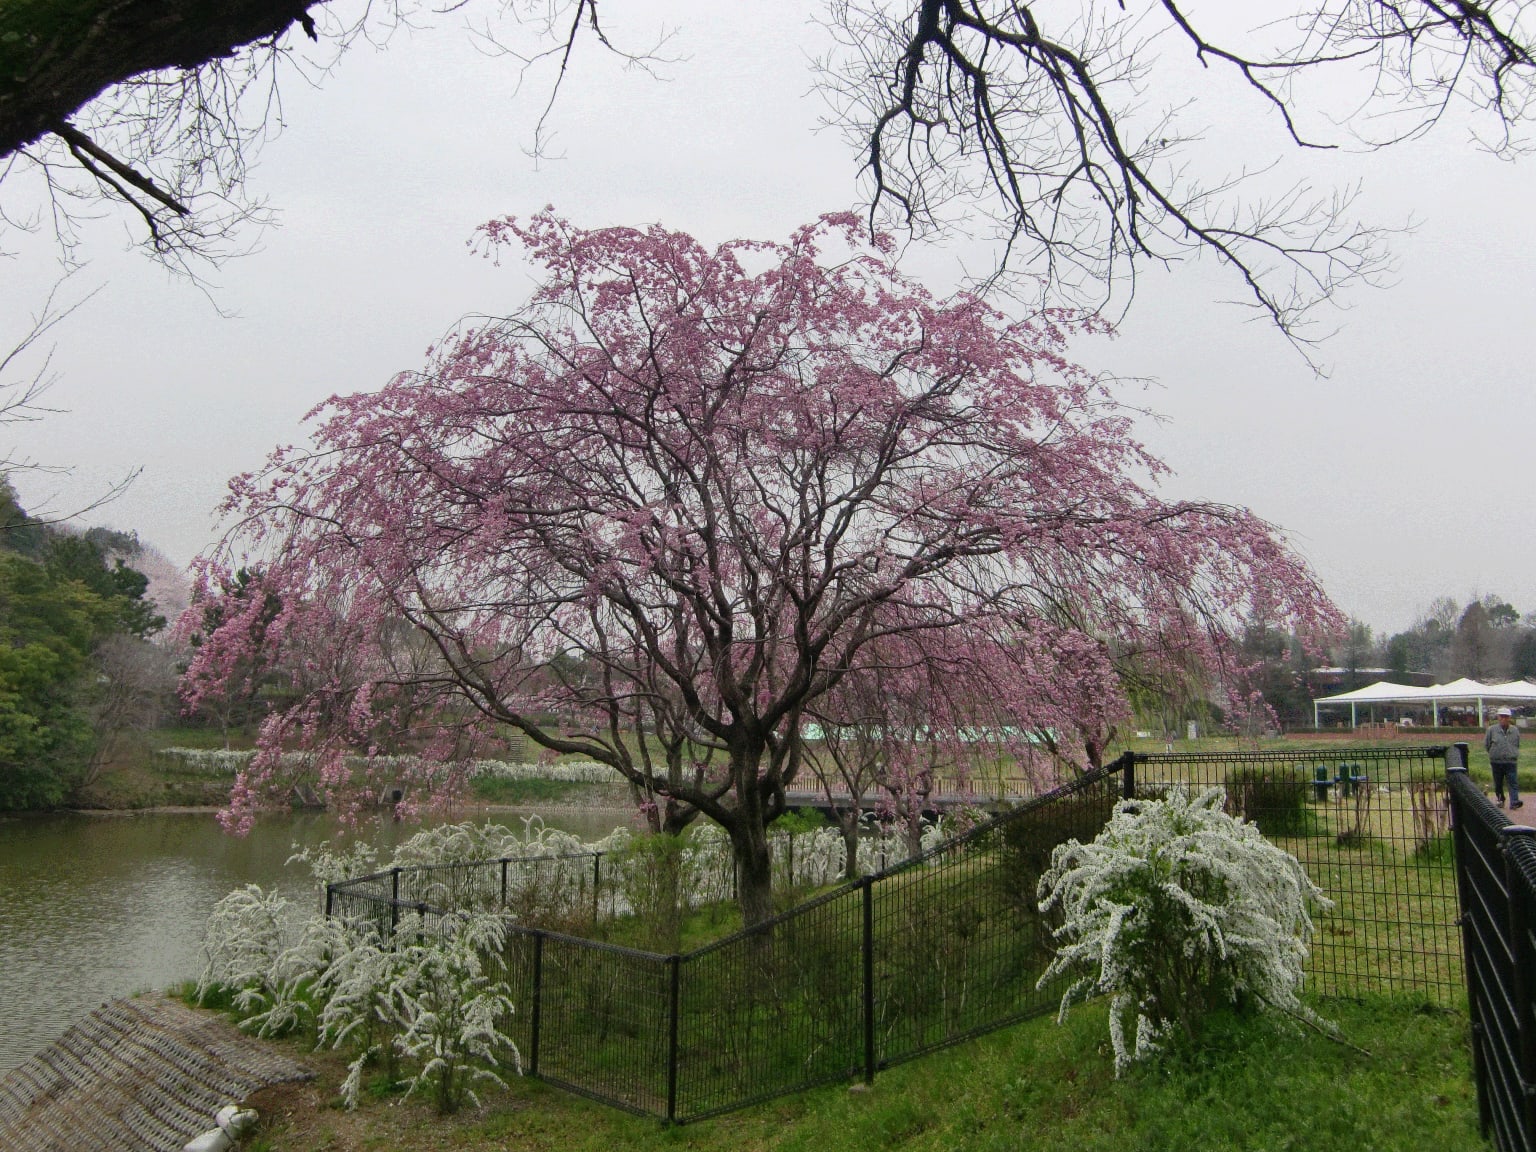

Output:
xmin=199 ymin=883 xmax=521 ymax=1113
xmin=196 ymin=884 xmax=289 ymax=1014
xmin=160 ymin=747 xmax=619 ymax=783
xmin=388 ymin=912 xmax=519 ymax=1114
xmin=1036 ymin=788 xmax=1331 ymax=1073
xmin=314 ymin=918 xmax=401 ymax=1104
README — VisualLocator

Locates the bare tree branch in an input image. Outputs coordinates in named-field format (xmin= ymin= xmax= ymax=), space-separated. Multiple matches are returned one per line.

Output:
xmin=816 ymin=1 xmax=1535 ymax=355
xmin=2 ymin=2 xmax=1533 ymax=337
xmin=1 ymin=280 xmax=139 ymax=525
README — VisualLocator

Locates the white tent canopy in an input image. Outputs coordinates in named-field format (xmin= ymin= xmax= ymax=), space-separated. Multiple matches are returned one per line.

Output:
xmin=1313 ymin=678 xmax=1536 ymax=727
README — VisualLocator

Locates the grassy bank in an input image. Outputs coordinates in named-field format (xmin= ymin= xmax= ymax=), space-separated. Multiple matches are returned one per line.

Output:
xmin=69 ymin=728 xmax=255 ymax=810
xmin=65 ymin=727 xmax=1533 ymax=813
xmin=190 ymin=739 xmax=1481 ymax=1149
xmin=67 ymin=728 xmax=629 ymax=812
xmin=235 ymin=994 xmax=1481 ymax=1152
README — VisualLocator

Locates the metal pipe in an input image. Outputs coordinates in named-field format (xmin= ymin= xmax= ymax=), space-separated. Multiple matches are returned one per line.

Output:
xmin=666 ymin=953 xmax=681 ymax=1122
xmin=863 ymin=876 xmax=876 ymax=1085
xmin=529 ymin=931 xmax=544 ymax=1078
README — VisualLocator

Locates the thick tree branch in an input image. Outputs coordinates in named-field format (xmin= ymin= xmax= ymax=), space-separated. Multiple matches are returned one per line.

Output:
xmin=0 ymin=0 xmax=318 ymax=159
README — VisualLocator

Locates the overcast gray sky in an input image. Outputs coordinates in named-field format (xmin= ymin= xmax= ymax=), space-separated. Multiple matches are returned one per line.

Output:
xmin=3 ymin=0 xmax=1533 ymax=636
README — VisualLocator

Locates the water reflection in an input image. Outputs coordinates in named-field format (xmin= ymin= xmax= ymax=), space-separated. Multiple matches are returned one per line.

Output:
xmin=0 ymin=807 xmax=629 ymax=1072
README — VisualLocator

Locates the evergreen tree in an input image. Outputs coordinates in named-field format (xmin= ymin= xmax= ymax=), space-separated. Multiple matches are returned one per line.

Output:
xmin=0 ymin=488 xmax=166 ymax=808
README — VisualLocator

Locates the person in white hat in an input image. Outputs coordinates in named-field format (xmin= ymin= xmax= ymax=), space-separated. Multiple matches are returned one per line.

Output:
xmin=1486 ymin=707 xmax=1522 ymax=808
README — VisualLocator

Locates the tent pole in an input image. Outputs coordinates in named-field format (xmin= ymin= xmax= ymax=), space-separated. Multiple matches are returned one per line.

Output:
xmin=1351 ymin=702 xmax=1357 ymax=729
xmin=1479 ymin=697 xmax=1485 ymax=727
xmin=1314 ymin=700 xmax=1319 ymax=729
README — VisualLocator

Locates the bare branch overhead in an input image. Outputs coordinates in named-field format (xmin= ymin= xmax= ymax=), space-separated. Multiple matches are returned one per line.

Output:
xmin=818 ymin=1 xmax=1535 ymax=346
xmin=1 ymin=2 xmax=1532 ymax=332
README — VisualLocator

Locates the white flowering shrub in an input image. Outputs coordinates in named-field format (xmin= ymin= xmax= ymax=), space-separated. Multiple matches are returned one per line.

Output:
xmin=237 ymin=913 xmax=353 ymax=1038
xmin=1035 ymin=788 xmax=1331 ymax=1073
xmin=196 ymin=884 xmax=289 ymax=1014
xmin=160 ymin=748 xmax=619 ymax=783
xmin=388 ymin=912 xmax=520 ymax=1114
xmin=845 ymin=814 xmax=943 ymax=876
xmin=198 ymin=899 xmax=520 ymax=1111
xmin=198 ymin=885 xmax=354 ymax=1038
xmin=470 ymin=758 xmax=616 ymax=784
xmin=775 ymin=825 xmax=847 ymax=889
xmin=393 ymin=820 xmax=528 ymax=866
xmin=289 ymin=839 xmax=381 ymax=889
xmin=158 ymin=747 xmax=270 ymax=776
xmin=674 ymin=824 xmax=735 ymax=906
xmin=310 ymin=916 xmax=405 ymax=1106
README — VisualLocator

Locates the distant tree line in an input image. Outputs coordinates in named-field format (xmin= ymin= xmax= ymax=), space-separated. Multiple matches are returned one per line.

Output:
xmin=0 ymin=480 xmax=173 ymax=809
xmin=1228 ymin=594 xmax=1536 ymax=732
xmin=1382 ymin=596 xmax=1536 ymax=685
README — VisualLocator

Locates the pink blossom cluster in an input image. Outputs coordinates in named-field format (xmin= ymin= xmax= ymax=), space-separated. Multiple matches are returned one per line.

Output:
xmin=181 ymin=211 xmax=1341 ymax=850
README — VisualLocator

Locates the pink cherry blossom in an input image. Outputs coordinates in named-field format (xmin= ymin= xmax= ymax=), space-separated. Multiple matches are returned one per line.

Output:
xmin=183 ymin=211 xmax=1341 ymax=924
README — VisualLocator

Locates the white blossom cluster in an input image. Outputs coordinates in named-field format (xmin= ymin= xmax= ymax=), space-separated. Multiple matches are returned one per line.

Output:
xmin=469 ymin=759 xmax=617 ymax=784
xmin=316 ymin=814 xmax=945 ymax=920
xmin=390 ymin=815 xmax=603 ymax=867
xmin=373 ymin=913 xmax=519 ymax=1113
xmin=196 ymin=884 xmax=289 ymax=1014
xmin=197 ymin=891 xmax=519 ymax=1114
xmin=158 ymin=747 xmax=619 ymax=783
xmin=1035 ymin=787 xmax=1332 ymax=1073
xmin=157 ymin=747 xmax=272 ymax=776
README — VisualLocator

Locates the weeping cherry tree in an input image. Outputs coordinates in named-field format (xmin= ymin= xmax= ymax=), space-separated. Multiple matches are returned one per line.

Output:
xmin=183 ymin=211 xmax=1339 ymax=925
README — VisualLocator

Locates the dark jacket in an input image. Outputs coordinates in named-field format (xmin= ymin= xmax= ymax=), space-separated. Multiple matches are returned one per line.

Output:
xmin=1486 ymin=722 xmax=1521 ymax=764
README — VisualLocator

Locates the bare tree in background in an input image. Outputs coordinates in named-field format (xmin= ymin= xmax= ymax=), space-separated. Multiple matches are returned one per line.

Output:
xmin=80 ymin=633 xmax=178 ymax=788
xmin=1 ymin=2 xmax=1533 ymax=332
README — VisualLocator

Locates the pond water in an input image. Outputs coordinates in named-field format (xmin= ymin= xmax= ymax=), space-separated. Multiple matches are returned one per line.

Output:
xmin=0 ymin=806 xmax=631 ymax=1073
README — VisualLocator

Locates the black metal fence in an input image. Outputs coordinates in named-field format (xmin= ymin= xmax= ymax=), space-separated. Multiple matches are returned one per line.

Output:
xmin=1447 ymin=748 xmax=1536 ymax=1152
xmin=1135 ymin=746 xmax=1462 ymax=1000
xmin=326 ymin=744 xmax=1463 ymax=1122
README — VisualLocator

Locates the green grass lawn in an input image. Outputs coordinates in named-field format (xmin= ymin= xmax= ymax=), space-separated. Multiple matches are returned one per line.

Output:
xmin=469 ymin=776 xmax=594 ymax=806
xmin=240 ymin=823 xmax=1470 ymax=1145
xmin=209 ymin=736 xmax=1486 ymax=1150
xmin=240 ymin=993 xmax=1482 ymax=1152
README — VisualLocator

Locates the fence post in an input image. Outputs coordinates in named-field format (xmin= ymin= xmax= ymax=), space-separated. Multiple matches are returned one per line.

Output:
xmin=1455 ymin=741 xmax=1471 ymax=772
xmin=593 ymin=854 xmax=602 ymax=925
xmin=390 ymin=867 xmax=401 ymax=932
xmin=1446 ymin=763 xmax=1493 ymax=1138
xmin=666 ymin=953 xmax=681 ymax=1123
xmin=1503 ymin=824 xmax=1536 ymax=1143
xmin=324 ymin=883 xmax=333 ymax=919
xmin=500 ymin=858 xmax=509 ymax=910
xmin=529 ymin=930 xmax=543 ymax=1078
xmin=863 ymin=875 xmax=876 ymax=1086
xmin=1120 ymin=750 xmax=1137 ymax=801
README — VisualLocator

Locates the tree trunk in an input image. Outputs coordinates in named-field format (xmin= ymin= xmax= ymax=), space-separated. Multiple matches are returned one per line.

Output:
xmin=838 ymin=808 xmax=862 ymax=880
xmin=903 ymin=810 xmax=924 ymax=860
xmin=630 ymin=778 xmax=662 ymax=834
xmin=730 ymin=818 xmax=775 ymax=928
